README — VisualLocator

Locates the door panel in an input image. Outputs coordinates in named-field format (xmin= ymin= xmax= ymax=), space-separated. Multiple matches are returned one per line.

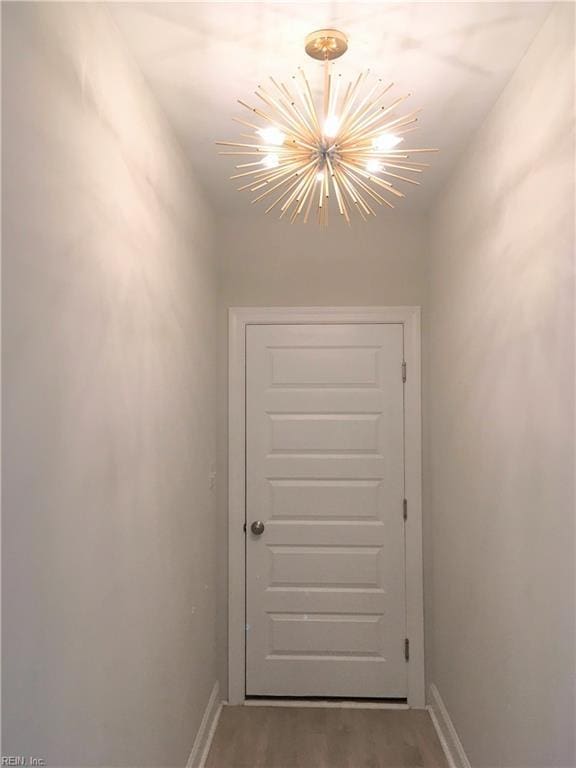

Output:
xmin=246 ymin=323 xmax=406 ymax=698
xmin=269 ymin=346 xmax=380 ymax=386
xmin=269 ymin=413 xmax=381 ymax=454
xmin=268 ymin=479 xmax=383 ymax=521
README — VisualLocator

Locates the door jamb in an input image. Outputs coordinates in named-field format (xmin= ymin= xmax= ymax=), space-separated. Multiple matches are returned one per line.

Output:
xmin=228 ymin=306 xmax=424 ymax=706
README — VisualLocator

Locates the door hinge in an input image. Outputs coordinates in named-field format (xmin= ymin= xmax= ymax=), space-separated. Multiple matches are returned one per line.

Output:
xmin=401 ymin=361 xmax=407 ymax=383
xmin=403 ymin=498 xmax=408 ymax=521
xmin=404 ymin=638 xmax=410 ymax=662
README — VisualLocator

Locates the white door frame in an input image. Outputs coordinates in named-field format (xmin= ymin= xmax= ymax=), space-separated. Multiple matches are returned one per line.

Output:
xmin=228 ymin=306 xmax=424 ymax=707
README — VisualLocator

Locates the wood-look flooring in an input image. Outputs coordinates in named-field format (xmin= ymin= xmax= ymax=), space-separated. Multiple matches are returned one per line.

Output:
xmin=205 ymin=705 xmax=448 ymax=768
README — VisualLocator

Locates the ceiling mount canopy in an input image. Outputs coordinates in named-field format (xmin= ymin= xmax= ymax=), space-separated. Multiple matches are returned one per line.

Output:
xmin=217 ymin=29 xmax=438 ymax=226
xmin=304 ymin=28 xmax=348 ymax=61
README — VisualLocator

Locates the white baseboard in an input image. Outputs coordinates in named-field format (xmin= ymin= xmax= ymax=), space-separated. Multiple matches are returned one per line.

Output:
xmin=186 ymin=681 xmax=222 ymax=768
xmin=243 ymin=698 xmax=409 ymax=710
xmin=428 ymin=684 xmax=471 ymax=768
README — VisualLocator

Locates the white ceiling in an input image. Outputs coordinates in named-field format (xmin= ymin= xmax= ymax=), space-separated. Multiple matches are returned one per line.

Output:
xmin=111 ymin=2 xmax=550 ymax=213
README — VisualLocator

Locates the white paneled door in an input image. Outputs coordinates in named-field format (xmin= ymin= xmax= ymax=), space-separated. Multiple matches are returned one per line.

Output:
xmin=245 ymin=323 xmax=407 ymax=698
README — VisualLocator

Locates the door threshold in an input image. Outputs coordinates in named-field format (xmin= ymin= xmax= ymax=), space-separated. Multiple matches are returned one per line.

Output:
xmin=242 ymin=697 xmax=409 ymax=710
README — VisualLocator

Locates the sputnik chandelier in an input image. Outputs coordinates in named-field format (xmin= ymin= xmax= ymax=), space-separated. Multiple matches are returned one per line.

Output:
xmin=217 ymin=29 xmax=438 ymax=226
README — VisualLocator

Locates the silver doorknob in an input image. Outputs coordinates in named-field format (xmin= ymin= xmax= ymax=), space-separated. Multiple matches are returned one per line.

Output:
xmin=250 ymin=521 xmax=265 ymax=536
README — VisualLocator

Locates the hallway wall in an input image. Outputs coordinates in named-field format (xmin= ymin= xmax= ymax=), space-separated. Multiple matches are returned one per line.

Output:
xmin=426 ymin=4 xmax=575 ymax=766
xmin=2 ymin=4 xmax=218 ymax=766
xmin=215 ymin=214 xmax=428 ymax=696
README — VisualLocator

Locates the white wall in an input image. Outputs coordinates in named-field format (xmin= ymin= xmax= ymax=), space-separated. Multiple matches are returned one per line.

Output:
xmin=426 ymin=5 xmax=575 ymax=766
xmin=2 ymin=4 xmax=218 ymax=766
xmin=215 ymin=212 xmax=428 ymax=695
xmin=218 ymin=214 xmax=427 ymax=308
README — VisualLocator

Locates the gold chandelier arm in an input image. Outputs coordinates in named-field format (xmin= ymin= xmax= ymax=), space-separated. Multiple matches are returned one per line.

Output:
xmin=382 ymin=112 xmax=422 ymax=131
xmin=326 ymin=155 xmax=349 ymax=222
xmin=236 ymin=99 xmax=302 ymax=141
xmin=370 ymin=161 xmax=423 ymax=173
xmin=247 ymin=156 xmax=314 ymax=186
xmin=255 ymin=158 xmax=318 ymax=206
xmin=294 ymin=166 xmax=319 ymax=219
xmin=385 ymin=147 xmax=440 ymax=154
xmin=338 ymin=114 xmax=420 ymax=149
xmin=268 ymin=77 xmax=317 ymax=139
xmin=249 ymin=159 xmax=309 ymax=191
xmin=238 ymin=167 xmax=301 ymax=193
xmin=336 ymin=70 xmax=370 ymax=129
xmin=303 ymin=174 xmax=317 ymax=224
xmin=251 ymin=166 xmax=310 ymax=201
xmin=264 ymin=173 xmax=308 ymax=214
xmin=232 ymin=116 xmax=262 ymax=131
xmin=296 ymin=68 xmax=322 ymax=134
xmin=279 ymin=78 xmax=321 ymax=141
xmin=256 ymin=85 xmax=316 ymax=143
xmin=342 ymin=96 xmax=412 ymax=143
xmin=337 ymin=167 xmax=373 ymax=219
xmin=339 ymin=159 xmax=405 ymax=197
xmin=337 ymin=164 xmax=395 ymax=209
xmin=292 ymin=71 xmax=320 ymax=134
xmin=231 ymin=158 xmax=305 ymax=182
xmin=279 ymin=166 xmax=317 ymax=218
xmin=346 ymin=114 xmax=419 ymax=148
xmin=338 ymin=76 xmax=384 ymax=137
xmin=255 ymin=88 xmax=306 ymax=134
xmin=376 ymin=169 xmax=421 ymax=186
xmin=294 ymin=169 xmax=318 ymax=216
xmin=338 ymin=79 xmax=395 ymax=139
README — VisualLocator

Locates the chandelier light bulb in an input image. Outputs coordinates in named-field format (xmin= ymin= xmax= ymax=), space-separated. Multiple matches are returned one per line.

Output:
xmin=372 ymin=133 xmax=404 ymax=151
xmin=365 ymin=159 xmax=383 ymax=173
xmin=216 ymin=28 xmax=438 ymax=226
xmin=257 ymin=127 xmax=286 ymax=146
xmin=261 ymin=153 xmax=279 ymax=169
xmin=323 ymin=115 xmax=340 ymax=138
